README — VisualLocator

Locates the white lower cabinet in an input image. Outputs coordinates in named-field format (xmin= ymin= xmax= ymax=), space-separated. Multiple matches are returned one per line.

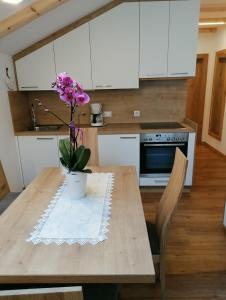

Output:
xmin=98 ymin=134 xmax=140 ymax=179
xmin=18 ymin=136 xmax=59 ymax=187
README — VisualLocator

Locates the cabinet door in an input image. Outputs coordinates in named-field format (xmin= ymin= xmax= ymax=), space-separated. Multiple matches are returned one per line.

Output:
xmin=54 ymin=24 xmax=93 ymax=90
xmin=140 ymin=1 xmax=169 ymax=78
xmin=16 ymin=43 xmax=56 ymax=90
xmin=18 ymin=136 xmax=58 ymax=187
xmin=90 ymin=3 xmax=139 ymax=89
xmin=168 ymin=0 xmax=200 ymax=77
xmin=98 ymin=134 xmax=140 ymax=178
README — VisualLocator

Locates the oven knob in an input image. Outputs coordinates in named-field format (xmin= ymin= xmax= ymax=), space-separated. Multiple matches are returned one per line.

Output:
xmin=167 ymin=137 xmax=170 ymax=141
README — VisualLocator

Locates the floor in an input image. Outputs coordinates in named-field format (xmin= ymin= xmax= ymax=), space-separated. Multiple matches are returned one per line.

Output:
xmin=0 ymin=193 xmax=20 ymax=215
xmin=120 ymin=144 xmax=226 ymax=299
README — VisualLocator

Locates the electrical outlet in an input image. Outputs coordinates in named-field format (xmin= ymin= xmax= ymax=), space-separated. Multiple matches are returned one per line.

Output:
xmin=103 ymin=111 xmax=112 ymax=117
xmin=133 ymin=110 xmax=141 ymax=117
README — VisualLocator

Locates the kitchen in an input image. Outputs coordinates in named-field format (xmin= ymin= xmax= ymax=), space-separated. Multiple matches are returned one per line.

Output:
xmin=0 ymin=0 xmax=226 ymax=299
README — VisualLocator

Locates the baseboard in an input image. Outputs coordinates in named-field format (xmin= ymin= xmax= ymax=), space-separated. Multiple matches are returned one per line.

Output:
xmin=202 ymin=142 xmax=226 ymax=158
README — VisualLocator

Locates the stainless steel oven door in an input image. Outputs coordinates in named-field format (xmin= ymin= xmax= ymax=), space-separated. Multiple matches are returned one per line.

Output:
xmin=140 ymin=142 xmax=188 ymax=176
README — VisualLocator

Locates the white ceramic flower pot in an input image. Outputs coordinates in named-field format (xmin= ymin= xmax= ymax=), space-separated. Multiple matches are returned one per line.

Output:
xmin=64 ymin=170 xmax=87 ymax=200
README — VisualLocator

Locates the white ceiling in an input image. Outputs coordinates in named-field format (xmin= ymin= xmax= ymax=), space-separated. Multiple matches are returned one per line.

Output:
xmin=0 ymin=0 xmax=110 ymax=55
xmin=0 ymin=0 xmax=35 ymax=21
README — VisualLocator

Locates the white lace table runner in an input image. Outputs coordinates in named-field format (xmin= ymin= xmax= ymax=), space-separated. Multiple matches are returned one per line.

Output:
xmin=27 ymin=173 xmax=114 ymax=245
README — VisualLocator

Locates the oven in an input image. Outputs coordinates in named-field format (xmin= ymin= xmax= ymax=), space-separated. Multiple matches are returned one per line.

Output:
xmin=140 ymin=132 xmax=189 ymax=186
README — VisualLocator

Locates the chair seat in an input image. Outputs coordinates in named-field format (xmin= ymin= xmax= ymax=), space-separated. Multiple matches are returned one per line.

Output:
xmin=146 ymin=221 xmax=160 ymax=255
xmin=83 ymin=284 xmax=119 ymax=300
xmin=0 ymin=193 xmax=20 ymax=215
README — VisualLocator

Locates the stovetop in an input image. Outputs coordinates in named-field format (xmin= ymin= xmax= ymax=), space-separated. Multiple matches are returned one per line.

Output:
xmin=140 ymin=122 xmax=185 ymax=130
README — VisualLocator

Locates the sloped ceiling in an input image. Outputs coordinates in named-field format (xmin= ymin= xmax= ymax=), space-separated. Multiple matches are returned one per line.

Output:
xmin=0 ymin=0 xmax=111 ymax=55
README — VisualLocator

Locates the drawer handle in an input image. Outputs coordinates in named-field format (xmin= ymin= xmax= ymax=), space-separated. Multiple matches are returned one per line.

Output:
xmin=155 ymin=179 xmax=169 ymax=184
xmin=36 ymin=138 xmax=54 ymax=140
xmin=21 ymin=86 xmax=39 ymax=89
xmin=144 ymin=143 xmax=185 ymax=147
xmin=96 ymin=85 xmax=112 ymax=88
xmin=147 ymin=73 xmax=164 ymax=76
xmin=170 ymin=72 xmax=189 ymax=75
xmin=120 ymin=137 xmax=137 ymax=139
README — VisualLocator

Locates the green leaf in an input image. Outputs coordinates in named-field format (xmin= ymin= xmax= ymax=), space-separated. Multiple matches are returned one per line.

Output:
xmin=72 ymin=147 xmax=91 ymax=171
xmin=59 ymin=139 xmax=70 ymax=164
xmin=60 ymin=157 xmax=67 ymax=168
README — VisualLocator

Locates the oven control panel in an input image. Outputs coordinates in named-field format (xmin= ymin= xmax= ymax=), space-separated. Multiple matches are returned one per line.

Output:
xmin=140 ymin=132 xmax=189 ymax=143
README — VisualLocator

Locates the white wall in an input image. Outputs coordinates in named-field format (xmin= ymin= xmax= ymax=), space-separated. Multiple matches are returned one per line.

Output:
xmin=198 ymin=29 xmax=226 ymax=155
xmin=0 ymin=52 xmax=23 ymax=192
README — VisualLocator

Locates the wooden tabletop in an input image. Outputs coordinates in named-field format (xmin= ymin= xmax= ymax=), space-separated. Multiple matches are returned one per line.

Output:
xmin=0 ymin=166 xmax=155 ymax=284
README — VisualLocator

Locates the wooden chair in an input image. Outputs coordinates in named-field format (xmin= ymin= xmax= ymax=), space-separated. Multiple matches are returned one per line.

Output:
xmin=0 ymin=161 xmax=20 ymax=215
xmin=0 ymin=161 xmax=10 ymax=200
xmin=0 ymin=286 xmax=83 ymax=300
xmin=79 ymin=127 xmax=99 ymax=166
xmin=146 ymin=148 xmax=188 ymax=299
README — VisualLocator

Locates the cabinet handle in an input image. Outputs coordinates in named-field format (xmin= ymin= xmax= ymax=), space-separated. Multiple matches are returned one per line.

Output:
xmin=170 ymin=72 xmax=189 ymax=76
xmin=96 ymin=85 xmax=112 ymax=88
xmin=147 ymin=73 xmax=164 ymax=77
xmin=120 ymin=136 xmax=137 ymax=139
xmin=21 ymin=86 xmax=39 ymax=89
xmin=144 ymin=143 xmax=185 ymax=147
xmin=36 ymin=138 xmax=54 ymax=140
xmin=155 ymin=179 xmax=169 ymax=184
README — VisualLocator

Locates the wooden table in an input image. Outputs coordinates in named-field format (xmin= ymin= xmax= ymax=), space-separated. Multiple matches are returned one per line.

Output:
xmin=0 ymin=166 xmax=155 ymax=284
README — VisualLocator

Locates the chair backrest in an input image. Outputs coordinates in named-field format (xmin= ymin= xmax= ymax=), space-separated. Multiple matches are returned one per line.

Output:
xmin=0 ymin=286 xmax=83 ymax=300
xmin=155 ymin=148 xmax=188 ymax=248
xmin=79 ymin=127 xmax=99 ymax=166
xmin=0 ymin=161 xmax=10 ymax=200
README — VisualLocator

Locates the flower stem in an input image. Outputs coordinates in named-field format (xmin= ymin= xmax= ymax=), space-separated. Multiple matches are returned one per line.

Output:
xmin=34 ymin=99 xmax=69 ymax=128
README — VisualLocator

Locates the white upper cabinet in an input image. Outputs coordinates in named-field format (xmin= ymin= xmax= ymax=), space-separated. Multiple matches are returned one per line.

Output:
xmin=140 ymin=1 xmax=169 ymax=78
xmin=16 ymin=43 xmax=56 ymax=90
xmin=54 ymin=23 xmax=93 ymax=90
xmin=168 ymin=0 xmax=200 ymax=77
xmin=90 ymin=3 xmax=139 ymax=89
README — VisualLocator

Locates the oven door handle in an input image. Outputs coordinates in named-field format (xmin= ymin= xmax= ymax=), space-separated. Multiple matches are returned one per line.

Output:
xmin=143 ymin=143 xmax=186 ymax=147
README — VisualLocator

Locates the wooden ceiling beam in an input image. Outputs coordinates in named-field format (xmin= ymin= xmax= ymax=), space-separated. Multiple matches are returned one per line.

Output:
xmin=199 ymin=27 xmax=218 ymax=33
xmin=0 ymin=0 xmax=69 ymax=39
xmin=200 ymin=5 xmax=226 ymax=13
xmin=199 ymin=17 xmax=226 ymax=23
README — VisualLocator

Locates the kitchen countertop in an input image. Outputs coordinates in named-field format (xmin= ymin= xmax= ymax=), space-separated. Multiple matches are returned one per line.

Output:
xmin=98 ymin=121 xmax=195 ymax=134
xmin=15 ymin=120 xmax=196 ymax=136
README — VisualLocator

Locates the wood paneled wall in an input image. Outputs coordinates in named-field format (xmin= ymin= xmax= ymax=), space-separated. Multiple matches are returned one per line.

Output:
xmin=8 ymin=91 xmax=32 ymax=132
xmin=25 ymin=80 xmax=187 ymax=126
